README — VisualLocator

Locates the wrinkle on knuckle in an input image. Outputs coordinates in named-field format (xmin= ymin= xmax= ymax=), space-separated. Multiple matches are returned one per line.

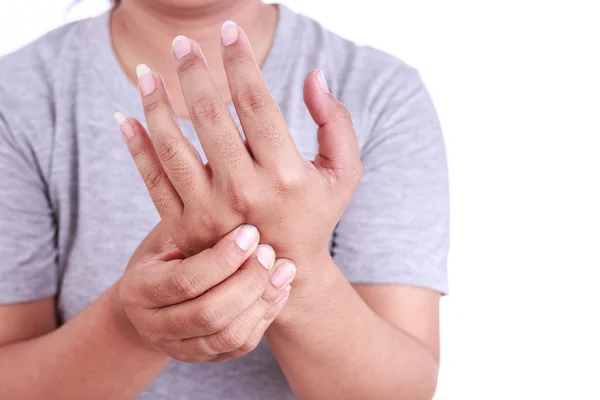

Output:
xmin=219 ymin=325 xmax=246 ymax=351
xmin=177 ymin=55 xmax=202 ymax=75
xmin=144 ymin=99 xmax=162 ymax=115
xmin=224 ymin=51 xmax=250 ymax=69
xmin=196 ymin=302 xmax=226 ymax=332
xmin=163 ymin=311 xmax=187 ymax=336
xmin=234 ymin=83 xmax=267 ymax=116
xmin=140 ymin=162 xmax=165 ymax=191
xmin=239 ymin=337 xmax=260 ymax=355
xmin=272 ymin=170 xmax=301 ymax=198
xmin=156 ymin=135 xmax=183 ymax=163
xmin=335 ymin=104 xmax=353 ymax=122
xmin=190 ymin=98 xmax=224 ymax=127
xmin=227 ymin=188 xmax=252 ymax=217
xmin=172 ymin=267 xmax=203 ymax=299
xmin=263 ymin=307 xmax=279 ymax=321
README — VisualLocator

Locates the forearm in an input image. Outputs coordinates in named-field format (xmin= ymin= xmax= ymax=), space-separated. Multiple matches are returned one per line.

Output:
xmin=266 ymin=258 xmax=438 ymax=400
xmin=0 ymin=283 xmax=170 ymax=400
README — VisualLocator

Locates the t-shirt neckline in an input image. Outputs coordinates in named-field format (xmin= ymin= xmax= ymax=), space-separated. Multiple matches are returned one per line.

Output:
xmin=85 ymin=3 xmax=296 ymax=121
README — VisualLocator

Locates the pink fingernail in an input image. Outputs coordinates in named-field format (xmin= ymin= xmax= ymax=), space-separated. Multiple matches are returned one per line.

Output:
xmin=235 ymin=225 xmax=259 ymax=251
xmin=221 ymin=21 xmax=239 ymax=46
xmin=317 ymin=70 xmax=329 ymax=93
xmin=271 ymin=262 xmax=296 ymax=287
xmin=114 ymin=112 xmax=135 ymax=139
xmin=136 ymin=64 xmax=156 ymax=96
xmin=275 ymin=285 xmax=291 ymax=304
xmin=256 ymin=244 xmax=275 ymax=270
xmin=172 ymin=35 xmax=192 ymax=60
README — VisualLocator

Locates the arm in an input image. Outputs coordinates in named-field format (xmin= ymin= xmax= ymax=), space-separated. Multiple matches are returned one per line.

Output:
xmin=0 ymin=113 xmax=170 ymax=399
xmin=120 ymin=23 xmax=447 ymax=400
xmin=267 ymin=260 xmax=439 ymax=400
xmin=0 ymin=223 xmax=294 ymax=399
xmin=0 ymin=287 xmax=170 ymax=400
xmin=266 ymin=66 xmax=448 ymax=399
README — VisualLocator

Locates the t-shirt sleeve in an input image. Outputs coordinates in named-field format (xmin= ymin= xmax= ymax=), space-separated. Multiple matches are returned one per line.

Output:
xmin=0 ymin=113 xmax=58 ymax=304
xmin=332 ymin=68 xmax=449 ymax=294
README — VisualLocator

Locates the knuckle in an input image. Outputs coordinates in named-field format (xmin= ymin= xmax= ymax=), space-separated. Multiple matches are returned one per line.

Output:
xmin=217 ymin=251 xmax=240 ymax=274
xmin=171 ymin=267 xmax=204 ymax=299
xmin=196 ymin=301 xmax=227 ymax=332
xmin=238 ymin=337 xmax=260 ymax=355
xmin=190 ymin=98 xmax=225 ymax=126
xmin=140 ymin=162 xmax=165 ymax=191
xmin=226 ymin=187 xmax=253 ymax=217
xmin=272 ymin=170 xmax=302 ymax=197
xmin=143 ymin=99 xmax=162 ymax=115
xmin=163 ymin=311 xmax=187 ymax=336
xmin=223 ymin=51 xmax=249 ymax=69
xmin=156 ymin=135 xmax=183 ymax=163
xmin=335 ymin=103 xmax=353 ymax=122
xmin=219 ymin=325 xmax=247 ymax=351
xmin=176 ymin=55 xmax=202 ymax=75
xmin=233 ymin=83 xmax=267 ymax=116
xmin=263 ymin=307 xmax=279 ymax=321
xmin=128 ymin=140 xmax=147 ymax=161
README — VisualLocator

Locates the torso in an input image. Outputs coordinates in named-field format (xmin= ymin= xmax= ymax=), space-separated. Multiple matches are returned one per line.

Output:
xmin=0 ymin=5 xmax=422 ymax=398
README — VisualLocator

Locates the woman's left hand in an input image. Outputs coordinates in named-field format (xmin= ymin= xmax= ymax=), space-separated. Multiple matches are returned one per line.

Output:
xmin=117 ymin=22 xmax=361 ymax=283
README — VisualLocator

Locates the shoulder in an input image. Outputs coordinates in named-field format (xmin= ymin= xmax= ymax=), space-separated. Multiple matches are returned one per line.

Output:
xmin=0 ymin=17 xmax=93 ymax=136
xmin=286 ymin=7 xmax=431 ymax=137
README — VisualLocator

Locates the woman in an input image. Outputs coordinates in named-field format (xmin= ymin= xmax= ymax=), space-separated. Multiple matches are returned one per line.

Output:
xmin=0 ymin=0 xmax=449 ymax=399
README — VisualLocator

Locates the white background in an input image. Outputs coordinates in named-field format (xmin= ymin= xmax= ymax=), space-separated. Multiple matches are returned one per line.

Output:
xmin=1 ymin=1 xmax=599 ymax=399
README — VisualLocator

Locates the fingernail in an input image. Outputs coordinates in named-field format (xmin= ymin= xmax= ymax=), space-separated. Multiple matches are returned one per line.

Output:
xmin=114 ymin=112 xmax=135 ymax=139
xmin=235 ymin=224 xmax=258 ymax=251
xmin=256 ymin=244 xmax=275 ymax=270
xmin=317 ymin=70 xmax=329 ymax=93
xmin=172 ymin=35 xmax=192 ymax=60
xmin=221 ymin=21 xmax=239 ymax=46
xmin=275 ymin=285 xmax=291 ymax=304
xmin=271 ymin=262 xmax=296 ymax=287
xmin=136 ymin=64 xmax=156 ymax=96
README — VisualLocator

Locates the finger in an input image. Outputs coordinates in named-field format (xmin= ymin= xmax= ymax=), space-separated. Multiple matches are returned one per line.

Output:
xmin=135 ymin=64 xmax=210 ymax=200
xmin=116 ymin=113 xmax=184 ymax=218
xmin=134 ymin=224 xmax=260 ymax=308
xmin=171 ymin=35 xmax=251 ymax=176
xmin=220 ymin=21 xmax=302 ymax=168
xmin=303 ymin=69 xmax=361 ymax=181
xmin=210 ymin=284 xmax=291 ymax=362
xmin=153 ymin=243 xmax=275 ymax=339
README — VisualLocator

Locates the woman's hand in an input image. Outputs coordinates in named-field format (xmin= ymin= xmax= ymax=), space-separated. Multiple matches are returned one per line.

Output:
xmin=116 ymin=22 xmax=362 ymax=280
xmin=118 ymin=224 xmax=295 ymax=363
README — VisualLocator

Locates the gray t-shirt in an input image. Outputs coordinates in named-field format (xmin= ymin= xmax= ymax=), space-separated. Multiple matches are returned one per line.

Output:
xmin=0 ymin=4 xmax=449 ymax=399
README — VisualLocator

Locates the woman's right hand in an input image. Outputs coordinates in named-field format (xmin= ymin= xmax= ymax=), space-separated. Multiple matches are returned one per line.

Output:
xmin=118 ymin=224 xmax=295 ymax=362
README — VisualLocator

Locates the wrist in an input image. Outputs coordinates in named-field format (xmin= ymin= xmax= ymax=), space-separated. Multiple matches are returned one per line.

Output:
xmin=289 ymin=245 xmax=333 ymax=285
xmin=272 ymin=252 xmax=342 ymax=326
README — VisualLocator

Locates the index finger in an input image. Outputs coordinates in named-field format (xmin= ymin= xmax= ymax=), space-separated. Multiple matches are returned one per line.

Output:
xmin=220 ymin=21 xmax=302 ymax=168
xmin=137 ymin=224 xmax=261 ymax=307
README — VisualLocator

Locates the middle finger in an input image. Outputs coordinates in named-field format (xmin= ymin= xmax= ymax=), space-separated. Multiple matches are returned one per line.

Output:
xmin=172 ymin=35 xmax=252 ymax=176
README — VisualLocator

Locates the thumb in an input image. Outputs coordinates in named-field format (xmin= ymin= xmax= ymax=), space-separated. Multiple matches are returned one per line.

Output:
xmin=303 ymin=69 xmax=360 ymax=176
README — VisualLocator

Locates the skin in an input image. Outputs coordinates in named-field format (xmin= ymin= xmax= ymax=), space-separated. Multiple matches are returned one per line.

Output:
xmin=0 ymin=1 xmax=441 ymax=399
xmin=0 ymin=221 xmax=292 ymax=399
